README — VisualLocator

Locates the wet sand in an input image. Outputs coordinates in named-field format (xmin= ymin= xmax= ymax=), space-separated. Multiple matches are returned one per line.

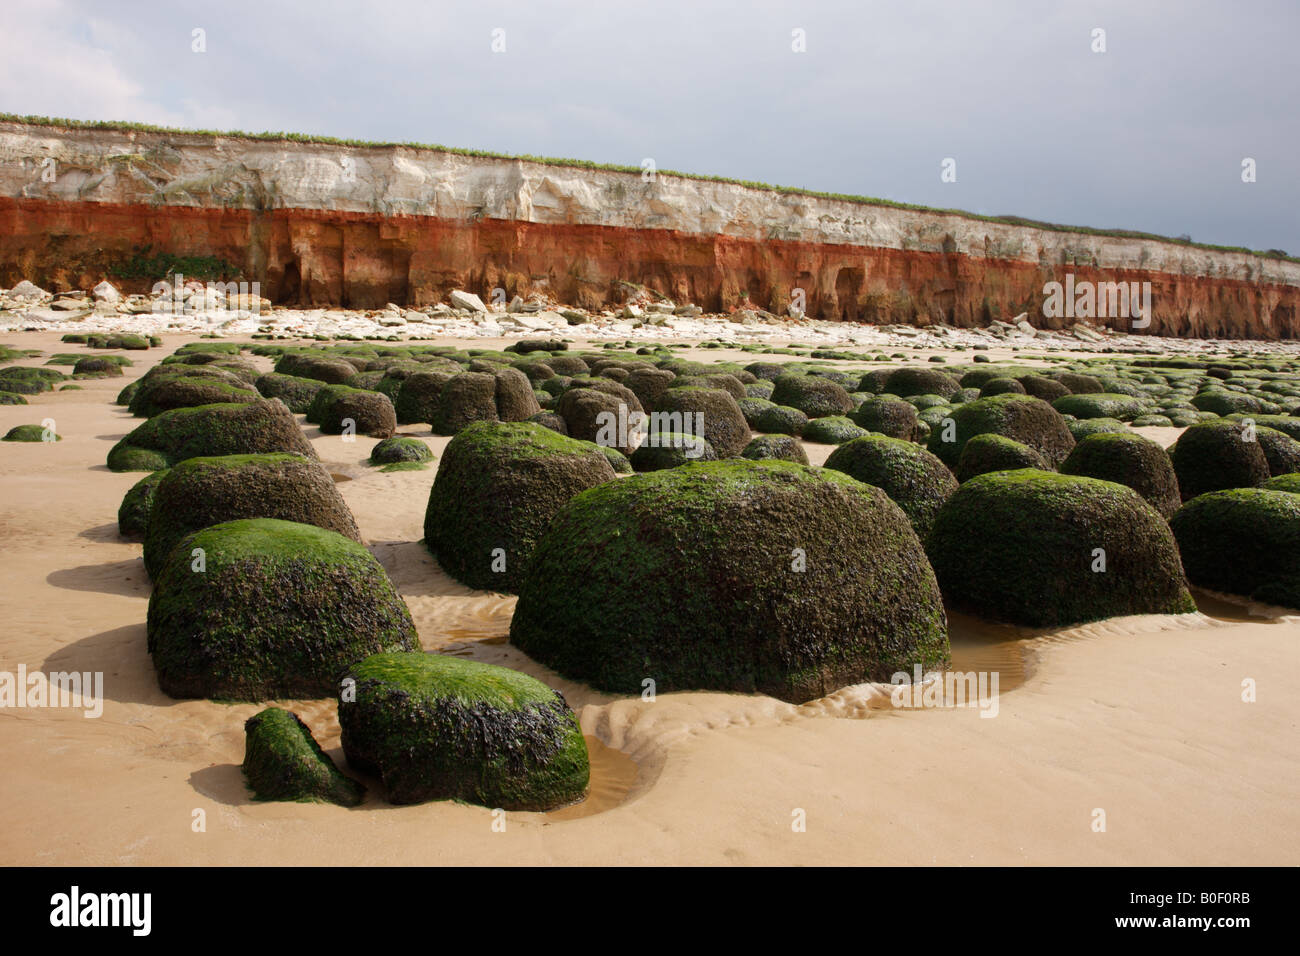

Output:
xmin=1 ymin=332 xmax=1298 ymax=865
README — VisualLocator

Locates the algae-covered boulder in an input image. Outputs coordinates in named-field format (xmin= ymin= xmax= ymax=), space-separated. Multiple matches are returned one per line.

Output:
xmin=494 ymin=367 xmax=542 ymax=421
xmin=925 ymin=470 xmax=1196 ymax=627
xmin=1256 ymin=427 xmax=1300 ymax=477
xmin=956 ymin=433 xmax=1049 ymax=482
xmin=3 ymin=424 xmax=59 ymax=442
xmin=147 ymin=518 xmax=418 ymax=699
xmin=755 ymin=404 xmax=808 ymax=436
xmin=73 ymin=356 xmax=124 ymax=377
xmin=1060 ymin=432 xmax=1182 ymax=518
xmin=129 ymin=374 xmax=260 ymax=418
xmin=1170 ymin=421 xmax=1270 ymax=501
xmin=1053 ymin=371 xmax=1105 ymax=394
xmin=1052 ymin=393 xmax=1151 ymax=421
xmin=243 ymin=708 xmax=364 ymax=807
xmin=338 ymin=652 xmax=589 ymax=809
xmin=625 ymin=367 xmax=676 ymax=408
xmin=0 ymin=391 xmax=28 ymax=405
xmin=555 ymin=386 xmax=639 ymax=454
xmin=143 ymin=453 xmax=361 ymax=578
xmin=254 ymin=373 xmax=326 ymax=414
xmin=885 ymin=367 xmax=960 ymax=399
xmin=318 ymin=390 xmax=397 ymax=438
xmin=1191 ymin=390 xmax=1262 ymax=416
xmin=770 ymin=374 xmax=853 ymax=417
xmin=107 ymin=399 xmax=318 ymax=472
xmin=741 ymin=434 xmax=809 ymax=464
xmin=393 ymin=370 xmax=455 ymax=424
xmin=1017 ymin=374 xmax=1070 ymax=402
xmin=824 ymin=434 xmax=957 ymax=540
xmin=283 ymin=356 xmax=358 ymax=384
xmin=851 ymin=398 xmax=920 ymax=441
xmin=369 ymin=436 xmax=434 ymax=465
xmin=979 ymin=377 xmax=1026 ymax=397
xmin=510 ymin=459 xmax=950 ymax=703
xmin=801 ymin=416 xmax=868 ymax=445
xmin=424 ymin=421 xmax=616 ymax=593
xmin=1169 ymin=489 xmax=1300 ymax=609
xmin=432 ymin=372 xmax=499 ymax=435
xmin=117 ymin=468 xmax=169 ymax=540
xmin=927 ymin=394 xmax=1075 ymax=470
xmin=652 ymin=387 xmax=750 ymax=458
xmin=630 ymin=432 xmax=718 ymax=471
xmin=1262 ymin=473 xmax=1300 ymax=494
xmin=1067 ymin=417 xmax=1128 ymax=441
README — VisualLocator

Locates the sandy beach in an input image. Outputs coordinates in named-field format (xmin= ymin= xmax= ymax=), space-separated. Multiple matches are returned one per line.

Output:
xmin=0 ymin=330 xmax=1295 ymax=866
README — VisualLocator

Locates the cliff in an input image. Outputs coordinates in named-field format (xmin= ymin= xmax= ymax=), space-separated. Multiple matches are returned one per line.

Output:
xmin=1 ymin=118 xmax=1297 ymax=338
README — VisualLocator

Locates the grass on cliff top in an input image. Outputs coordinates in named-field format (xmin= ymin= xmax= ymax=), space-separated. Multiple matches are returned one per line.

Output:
xmin=3 ymin=112 xmax=1294 ymax=264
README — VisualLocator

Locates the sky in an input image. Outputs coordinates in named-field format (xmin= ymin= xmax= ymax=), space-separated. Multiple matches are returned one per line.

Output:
xmin=1 ymin=0 xmax=1296 ymax=252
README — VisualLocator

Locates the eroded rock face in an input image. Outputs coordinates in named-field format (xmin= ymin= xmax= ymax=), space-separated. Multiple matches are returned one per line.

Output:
xmin=2 ymin=119 xmax=1298 ymax=335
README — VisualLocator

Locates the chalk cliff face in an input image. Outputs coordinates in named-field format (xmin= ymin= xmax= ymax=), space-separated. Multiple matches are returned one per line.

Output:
xmin=1 ymin=119 xmax=1297 ymax=338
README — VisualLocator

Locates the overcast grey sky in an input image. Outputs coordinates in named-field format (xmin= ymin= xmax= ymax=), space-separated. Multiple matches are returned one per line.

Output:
xmin=3 ymin=0 xmax=1296 ymax=251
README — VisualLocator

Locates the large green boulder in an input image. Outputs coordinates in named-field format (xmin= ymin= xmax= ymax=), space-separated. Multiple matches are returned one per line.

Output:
xmin=852 ymin=398 xmax=920 ymax=441
xmin=741 ymin=434 xmax=809 ymax=464
xmin=147 ymin=518 xmax=418 ymax=699
xmin=243 ymin=708 xmax=364 ymax=807
xmin=1060 ymin=432 xmax=1182 ymax=518
xmin=129 ymin=374 xmax=259 ymax=418
xmin=884 ymin=368 xmax=960 ymax=399
xmin=510 ymin=460 xmax=950 ymax=703
xmin=107 ymin=399 xmax=317 ymax=472
xmin=317 ymin=390 xmax=397 ymax=438
xmin=1255 ymin=427 xmax=1300 ymax=477
xmin=394 ymin=370 xmax=456 ymax=424
xmin=1170 ymin=421 xmax=1270 ymax=501
xmin=432 ymin=372 xmax=499 ymax=434
xmin=824 ymin=434 xmax=957 ymax=540
xmin=927 ymin=394 xmax=1075 ymax=470
xmin=955 ymin=433 xmax=1049 ymax=482
xmin=424 ymin=421 xmax=615 ymax=593
xmin=339 ymin=652 xmax=589 ymax=809
xmin=925 ymin=470 xmax=1196 ymax=627
xmin=1052 ymin=393 xmax=1151 ymax=421
xmin=1169 ymin=489 xmax=1300 ymax=609
xmin=801 ymin=416 xmax=868 ymax=445
xmin=143 ymin=453 xmax=361 ymax=578
xmin=254 ymin=373 xmax=326 ymax=414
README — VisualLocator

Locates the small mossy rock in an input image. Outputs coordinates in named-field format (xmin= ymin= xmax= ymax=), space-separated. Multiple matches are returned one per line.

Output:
xmin=598 ymin=445 xmax=633 ymax=474
xmin=885 ymin=367 xmax=960 ymax=399
xmin=369 ymin=436 xmax=434 ymax=465
xmin=318 ymin=390 xmax=397 ymax=438
xmin=1170 ymin=421 xmax=1270 ymax=501
xmin=669 ymin=373 xmax=746 ymax=400
xmin=0 ymin=391 xmax=29 ymax=405
xmin=556 ymin=387 xmax=637 ymax=454
xmin=956 ymin=433 xmax=1049 ymax=482
xmin=147 ymin=519 xmax=418 ymax=699
xmin=115 ymin=380 xmax=139 ymax=406
xmin=1169 ymin=489 xmax=1300 ymax=609
xmin=2 ymin=424 xmax=59 ymax=442
xmin=1060 ymin=433 xmax=1182 ymax=518
xmin=243 ymin=708 xmax=364 ymax=807
xmin=338 ymin=652 xmax=589 ymax=810
xmin=624 ymin=367 xmax=676 ymax=408
xmin=755 ymin=404 xmax=808 ymax=436
xmin=741 ymin=434 xmax=809 ymax=464
xmin=1067 ymin=417 xmax=1128 ymax=441
xmin=284 ymin=356 xmax=358 ymax=384
xmin=979 ymin=377 xmax=1027 ymax=397
xmin=546 ymin=355 xmax=590 ymax=376
xmin=130 ymin=375 xmax=259 ymax=418
xmin=1255 ymin=427 xmax=1300 ymax=477
xmin=852 ymin=398 xmax=920 ymax=441
xmin=1131 ymin=414 xmax=1174 ymax=427
xmin=527 ymin=410 xmax=568 ymax=435
xmin=925 ymin=470 xmax=1196 ymax=627
xmin=738 ymin=396 xmax=776 ymax=427
xmin=1261 ymin=473 xmax=1300 ymax=494
xmin=118 ymin=468 xmax=169 ymax=539
xmin=73 ymin=357 xmax=124 ymax=377
xmin=107 ymin=400 xmax=318 ymax=472
xmin=254 ymin=373 xmax=326 ymax=414
xmin=143 ymin=453 xmax=361 ymax=579
xmin=509 ymin=460 xmax=951 ymax=703
xmin=927 ymin=394 xmax=1075 ymax=470
xmin=630 ymin=432 xmax=718 ymax=471
xmin=801 ymin=416 xmax=868 ymax=445
xmin=432 ymin=372 xmax=499 ymax=435
xmin=770 ymin=374 xmax=853 ymax=417
xmin=1052 ymin=393 xmax=1151 ymax=421
xmin=824 ymin=434 xmax=957 ymax=540
xmin=424 ymin=421 xmax=616 ymax=593
xmin=305 ymin=384 xmax=356 ymax=425
xmin=652 ymin=387 xmax=750 ymax=458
